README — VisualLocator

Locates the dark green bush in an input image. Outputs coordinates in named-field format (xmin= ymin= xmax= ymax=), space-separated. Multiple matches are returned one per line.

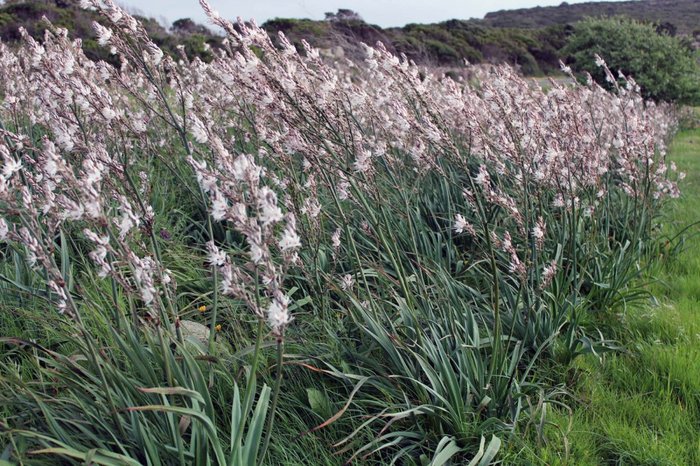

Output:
xmin=564 ymin=17 xmax=700 ymax=104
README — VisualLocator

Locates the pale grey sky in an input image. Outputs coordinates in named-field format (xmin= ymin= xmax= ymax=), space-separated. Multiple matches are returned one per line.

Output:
xmin=119 ymin=0 xmax=622 ymax=28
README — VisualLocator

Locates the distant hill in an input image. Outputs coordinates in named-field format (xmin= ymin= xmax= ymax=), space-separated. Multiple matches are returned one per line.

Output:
xmin=262 ymin=17 xmax=569 ymax=75
xmin=261 ymin=0 xmax=699 ymax=74
xmin=483 ymin=0 xmax=700 ymax=35
xmin=0 ymin=0 xmax=697 ymax=76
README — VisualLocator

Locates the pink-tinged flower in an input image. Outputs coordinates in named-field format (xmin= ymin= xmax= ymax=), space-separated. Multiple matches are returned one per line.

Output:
xmin=453 ymin=213 xmax=476 ymax=236
xmin=2 ymin=158 xmax=21 ymax=180
xmin=210 ymin=190 xmax=227 ymax=221
xmin=93 ymin=23 xmax=113 ymax=46
xmin=249 ymin=243 xmax=264 ymax=264
xmin=48 ymin=280 xmax=68 ymax=314
xmin=219 ymin=263 xmax=235 ymax=296
xmin=100 ymin=107 xmax=117 ymax=121
xmin=532 ymin=225 xmax=544 ymax=240
xmin=162 ymin=269 xmax=173 ymax=286
xmin=84 ymin=198 xmax=102 ymax=219
xmin=331 ymin=228 xmax=341 ymax=249
xmin=187 ymin=157 xmax=217 ymax=193
xmin=267 ymin=293 xmax=292 ymax=335
xmin=232 ymin=154 xmax=255 ymax=181
xmin=206 ymin=241 xmax=227 ymax=266
xmin=190 ymin=117 xmax=209 ymax=144
xmin=532 ymin=217 xmax=546 ymax=250
xmin=258 ymin=187 xmax=284 ymax=226
xmin=61 ymin=199 xmax=84 ymax=221
xmin=105 ymin=3 xmax=123 ymax=22
xmin=353 ymin=149 xmax=372 ymax=173
xmin=115 ymin=196 xmax=139 ymax=240
xmin=84 ymin=229 xmax=112 ymax=278
xmin=508 ymin=252 xmax=526 ymax=279
xmin=0 ymin=218 xmax=8 ymax=240
xmin=230 ymin=202 xmax=247 ymax=224
xmin=128 ymin=252 xmax=157 ymax=307
xmin=501 ymin=231 xmax=513 ymax=253
xmin=541 ymin=260 xmax=558 ymax=289
xmin=82 ymin=158 xmax=105 ymax=186
xmin=474 ymin=165 xmax=490 ymax=188
xmin=147 ymin=43 xmax=164 ymax=65
xmin=278 ymin=225 xmax=301 ymax=251
xmin=301 ymin=198 xmax=321 ymax=219
xmin=340 ymin=273 xmax=354 ymax=291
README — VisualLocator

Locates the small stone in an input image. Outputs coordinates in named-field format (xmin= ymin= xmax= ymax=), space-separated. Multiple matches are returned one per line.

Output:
xmin=174 ymin=320 xmax=211 ymax=347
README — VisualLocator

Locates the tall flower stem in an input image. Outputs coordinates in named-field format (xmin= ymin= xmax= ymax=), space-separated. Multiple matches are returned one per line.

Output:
xmin=259 ymin=337 xmax=284 ymax=464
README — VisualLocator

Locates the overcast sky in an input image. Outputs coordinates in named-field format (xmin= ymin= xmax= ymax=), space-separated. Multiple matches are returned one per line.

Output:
xmin=117 ymin=0 xmax=621 ymax=28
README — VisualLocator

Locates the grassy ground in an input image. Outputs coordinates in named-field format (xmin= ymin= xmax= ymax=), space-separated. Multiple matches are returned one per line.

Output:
xmin=505 ymin=124 xmax=700 ymax=465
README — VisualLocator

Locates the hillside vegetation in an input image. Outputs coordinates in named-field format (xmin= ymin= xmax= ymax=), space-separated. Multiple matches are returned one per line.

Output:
xmin=1 ymin=0 xmax=699 ymax=76
xmin=484 ymin=0 xmax=700 ymax=35
xmin=260 ymin=0 xmax=700 ymax=75
xmin=0 ymin=0 xmax=222 ymax=63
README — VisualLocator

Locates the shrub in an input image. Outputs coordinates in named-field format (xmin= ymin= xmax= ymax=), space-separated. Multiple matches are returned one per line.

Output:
xmin=563 ymin=16 xmax=700 ymax=104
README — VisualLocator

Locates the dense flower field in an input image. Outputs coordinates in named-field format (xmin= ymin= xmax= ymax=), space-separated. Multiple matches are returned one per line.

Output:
xmin=0 ymin=1 xmax=684 ymax=464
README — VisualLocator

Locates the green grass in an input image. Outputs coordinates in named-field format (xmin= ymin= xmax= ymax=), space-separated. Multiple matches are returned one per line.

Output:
xmin=504 ymin=124 xmax=700 ymax=465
